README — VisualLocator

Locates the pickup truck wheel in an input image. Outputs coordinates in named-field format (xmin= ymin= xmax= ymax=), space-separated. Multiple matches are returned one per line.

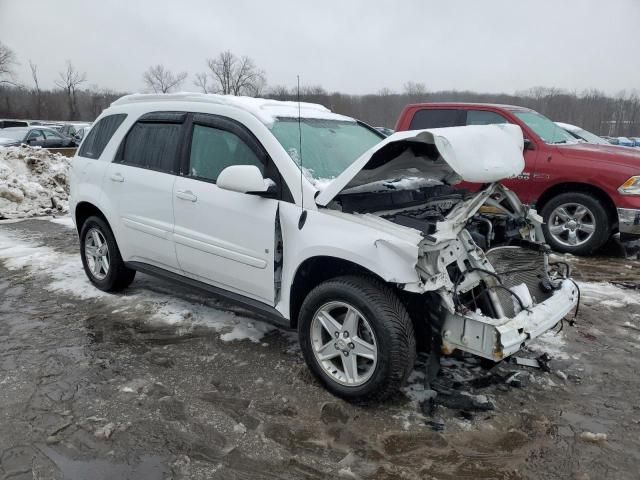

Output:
xmin=540 ymin=192 xmax=610 ymax=255
xmin=80 ymin=216 xmax=136 ymax=291
xmin=298 ymin=275 xmax=416 ymax=402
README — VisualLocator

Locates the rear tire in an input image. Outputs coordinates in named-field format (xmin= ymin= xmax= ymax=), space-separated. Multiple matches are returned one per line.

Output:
xmin=540 ymin=192 xmax=610 ymax=255
xmin=79 ymin=216 xmax=136 ymax=292
xmin=298 ymin=275 xmax=416 ymax=402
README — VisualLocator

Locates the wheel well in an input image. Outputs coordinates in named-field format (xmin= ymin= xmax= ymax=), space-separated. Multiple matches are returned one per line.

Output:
xmin=535 ymin=183 xmax=617 ymax=227
xmin=289 ymin=256 xmax=386 ymax=328
xmin=75 ymin=202 xmax=109 ymax=234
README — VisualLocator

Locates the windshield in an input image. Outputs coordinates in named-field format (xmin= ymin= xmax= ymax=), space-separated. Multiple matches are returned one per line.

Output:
xmin=513 ymin=111 xmax=576 ymax=144
xmin=0 ymin=129 xmax=27 ymax=141
xmin=270 ymin=118 xmax=383 ymax=182
xmin=574 ymin=128 xmax=609 ymax=145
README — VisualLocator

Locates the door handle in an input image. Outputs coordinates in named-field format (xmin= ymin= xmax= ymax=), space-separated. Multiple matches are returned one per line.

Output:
xmin=176 ymin=190 xmax=197 ymax=202
xmin=110 ymin=173 xmax=124 ymax=182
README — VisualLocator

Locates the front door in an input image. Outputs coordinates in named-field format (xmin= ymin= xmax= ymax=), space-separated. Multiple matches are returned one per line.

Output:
xmin=172 ymin=115 xmax=279 ymax=304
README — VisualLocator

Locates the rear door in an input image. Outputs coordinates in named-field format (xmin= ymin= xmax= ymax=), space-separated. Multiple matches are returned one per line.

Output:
xmin=172 ymin=113 xmax=281 ymax=304
xmin=103 ymin=112 xmax=184 ymax=271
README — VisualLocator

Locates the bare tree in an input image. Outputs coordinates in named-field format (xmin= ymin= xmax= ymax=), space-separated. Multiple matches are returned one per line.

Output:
xmin=0 ymin=41 xmax=18 ymax=86
xmin=143 ymin=65 xmax=187 ymax=94
xmin=403 ymin=81 xmax=427 ymax=96
xmin=193 ymin=71 xmax=210 ymax=93
xmin=204 ymin=51 xmax=266 ymax=96
xmin=55 ymin=61 xmax=87 ymax=119
xmin=29 ymin=60 xmax=43 ymax=117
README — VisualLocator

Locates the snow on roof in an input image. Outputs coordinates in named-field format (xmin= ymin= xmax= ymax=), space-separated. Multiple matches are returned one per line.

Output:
xmin=111 ymin=92 xmax=354 ymax=126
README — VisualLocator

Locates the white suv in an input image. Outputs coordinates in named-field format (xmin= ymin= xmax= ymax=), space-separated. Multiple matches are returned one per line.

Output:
xmin=70 ymin=93 xmax=578 ymax=401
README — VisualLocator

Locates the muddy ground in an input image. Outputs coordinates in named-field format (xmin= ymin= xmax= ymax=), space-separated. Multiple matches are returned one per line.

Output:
xmin=0 ymin=218 xmax=639 ymax=479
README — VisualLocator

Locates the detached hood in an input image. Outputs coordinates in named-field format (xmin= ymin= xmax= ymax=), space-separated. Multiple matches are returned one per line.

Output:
xmin=316 ymin=124 xmax=525 ymax=207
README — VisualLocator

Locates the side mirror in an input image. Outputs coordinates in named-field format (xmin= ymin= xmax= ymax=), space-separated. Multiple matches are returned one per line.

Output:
xmin=216 ymin=165 xmax=275 ymax=196
xmin=26 ymin=138 xmax=37 ymax=145
xmin=523 ymin=138 xmax=535 ymax=150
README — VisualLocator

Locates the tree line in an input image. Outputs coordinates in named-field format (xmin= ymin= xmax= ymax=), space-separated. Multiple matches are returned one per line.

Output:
xmin=0 ymin=41 xmax=638 ymax=136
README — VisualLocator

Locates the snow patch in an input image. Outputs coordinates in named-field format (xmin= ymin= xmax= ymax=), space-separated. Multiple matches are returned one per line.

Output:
xmin=48 ymin=215 xmax=75 ymax=229
xmin=0 ymin=146 xmax=71 ymax=219
xmin=527 ymin=330 xmax=570 ymax=360
xmin=0 ymin=228 xmax=275 ymax=342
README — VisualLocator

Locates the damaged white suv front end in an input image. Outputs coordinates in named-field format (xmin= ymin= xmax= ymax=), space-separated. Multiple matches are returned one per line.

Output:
xmin=314 ymin=124 xmax=578 ymax=364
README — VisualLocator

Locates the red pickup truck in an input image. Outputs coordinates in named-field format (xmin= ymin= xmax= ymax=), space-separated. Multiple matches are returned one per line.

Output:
xmin=395 ymin=103 xmax=640 ymax=254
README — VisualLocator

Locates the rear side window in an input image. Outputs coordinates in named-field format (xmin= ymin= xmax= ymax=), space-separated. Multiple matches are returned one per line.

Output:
xmin=466 ymin=110 xmax=508 ymax=126
xmin=79 ymin=114 xmax=127 ymax=159
xmin=189 ymin=124 xmax=264 ymax=182
xmin=409 ymin=109 xmax=465 ymax=129
xmin=118 ymin=122 xmax=182 ymax=174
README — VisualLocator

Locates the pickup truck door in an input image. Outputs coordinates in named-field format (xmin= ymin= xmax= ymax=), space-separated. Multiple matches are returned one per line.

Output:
xmin=172 ymin=114 xmax=280 ymax=305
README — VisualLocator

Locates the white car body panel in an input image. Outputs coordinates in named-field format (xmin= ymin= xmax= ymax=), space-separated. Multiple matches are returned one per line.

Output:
xmin=102 ymin=162 xmax=179 ymax=271
xmin=172 ymin=175 xmax=278 ymax=304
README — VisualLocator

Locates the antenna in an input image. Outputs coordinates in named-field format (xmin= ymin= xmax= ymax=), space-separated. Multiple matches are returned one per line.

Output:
xmin=297 ymin=75 xmax=304 ymax=211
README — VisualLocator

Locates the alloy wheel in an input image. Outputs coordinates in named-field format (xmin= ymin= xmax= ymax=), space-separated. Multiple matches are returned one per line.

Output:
xmin=547 ymin=202 xmax=596 ymax=247
xmin=84 ymin=227 xmax=110 ymax=280
xmin=310 ymin=301 xmax=377 ymax=387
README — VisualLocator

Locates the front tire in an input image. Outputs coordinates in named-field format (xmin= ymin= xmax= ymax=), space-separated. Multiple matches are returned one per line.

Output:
xmin=298 ymin=275 xmax=416 ymax=402
xmin=540 ymin=192 xmax=610 ymax=255
xmin=79 ymin=216 xmax=136 ymax=291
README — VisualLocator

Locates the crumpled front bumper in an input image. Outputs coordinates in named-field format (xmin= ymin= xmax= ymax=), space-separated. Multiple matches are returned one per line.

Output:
xmin=441 ymin=280 xmax=579 ymax=361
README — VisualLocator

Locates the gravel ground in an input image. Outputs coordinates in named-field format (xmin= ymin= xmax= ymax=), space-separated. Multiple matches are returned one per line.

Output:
xmin=0 ymin=218 xmax=639 ymax=479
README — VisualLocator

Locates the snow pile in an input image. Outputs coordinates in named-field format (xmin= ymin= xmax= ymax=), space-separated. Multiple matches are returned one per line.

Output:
xmin=0 ymin=146 xmax=71 ymax=219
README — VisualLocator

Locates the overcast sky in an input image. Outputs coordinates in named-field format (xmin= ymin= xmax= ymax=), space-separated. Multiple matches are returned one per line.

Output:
xmin=1 ymin=0 xmax=639 ymax=95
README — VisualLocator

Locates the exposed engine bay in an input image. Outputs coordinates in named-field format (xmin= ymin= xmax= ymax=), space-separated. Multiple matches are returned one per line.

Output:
xmin=329 ymin=181 xmax=579 ymax=361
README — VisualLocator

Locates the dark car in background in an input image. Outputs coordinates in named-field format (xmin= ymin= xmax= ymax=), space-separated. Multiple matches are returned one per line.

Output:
xmin=0 ymin=126 xmax=75 ymax=148
xmin=0 ymin=119 xmax=30 ymax=129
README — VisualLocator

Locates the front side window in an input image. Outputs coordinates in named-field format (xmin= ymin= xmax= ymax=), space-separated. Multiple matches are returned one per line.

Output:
xmin=270 ymin=118 xmax=382 ymax=181
xmin=466 ymin=110 xmax=509 ymax=126
xmin=119 ymin=122 xmax=181 ymax=173
xmin=513 ymin=111 xmax=576 ymax=144
xmin=189 ymin=124 xmax=264 ymax=182
xmin=79 ymin=114 xmax=127 ymax=159
xmin=27 ymin=130 xmax=44 ymax=140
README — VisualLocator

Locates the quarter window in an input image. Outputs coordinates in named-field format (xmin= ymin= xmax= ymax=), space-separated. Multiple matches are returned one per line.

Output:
xmin=79 ymin=114 xmax=127 ymax=159
xmin=189 ymin=124 xmax=264 ymax=182
xmin=119 ymin=122 xmax=182 ymax=174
